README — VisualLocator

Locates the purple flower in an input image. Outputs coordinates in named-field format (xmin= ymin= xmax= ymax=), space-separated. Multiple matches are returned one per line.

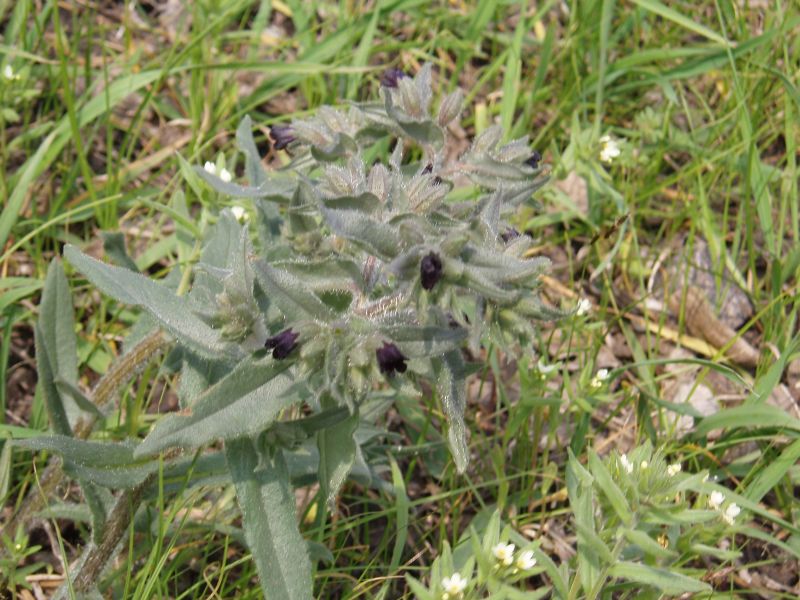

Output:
xmin=420 ymin=252 xmax=443 ymax=291
xmin=376 ymin=342 xmax=408 ymax=375
xmin=380 ymin=67 xmax=407 ymax=88
xmin=524 ymin=150 xmax=542 ymax=169
xmin=265 ymin=328 xmax=299 ymax=359
xmin=500 ymin=228 xmax=520 ymax=243
xmin=270 ymin=125 xmax=295 ymax=150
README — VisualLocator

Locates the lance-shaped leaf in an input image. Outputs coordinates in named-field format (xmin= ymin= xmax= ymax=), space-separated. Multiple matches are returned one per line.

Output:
xmin=432 ymin=351 xmax=469 ymax=473
xmin=38 ymin=260 xmax=83 ymax=427
xmin=271 ymin=258 xmax=364 ymax=294
xmin=608 ymin=562 xmax=711 ymax=594
xmin=135 ymin=356 xmax=297 ymax=457
xmin=253 ymin=260 xmax=336 ymax=322
xmin=236 ymin=115 xmax=268 ymax=188
xmin=101 ymin=232 xmax=139 ymax=272
xmin=33 ymin=323 xmax=72 ymax=436
xmin=320 ymin=207 xmax=404 ymax=261
xmin=384 ymin=90 xmax=443 ymax=147
xmin=379 ymin=325 xmax=467 ymax=358
xmin=317 ymin=405 xmax=359 ymax=506
xmin=64 ymin=245 xmax=241 ymax=360
xmin=226 ymin=439 xmax=313 ymax=600
xmin=195 ymin=165 xmax=295 ymax=201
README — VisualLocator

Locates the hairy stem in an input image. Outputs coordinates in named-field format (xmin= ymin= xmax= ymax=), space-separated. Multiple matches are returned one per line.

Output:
xmin=0 ymin=330 xmax=168 ymax=549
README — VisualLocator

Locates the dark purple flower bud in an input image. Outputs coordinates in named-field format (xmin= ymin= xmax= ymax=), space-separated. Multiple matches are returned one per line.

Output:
xmin=524 ymin=150 xmax=542 ymax=169
xmin=380 ymin=67 xmax=407 ymax=88
xmin=500 ymin=228 xmax=520 ymax=243
xmin=376 ymin=342 xmax=408 ymax=376
xmin=270 ymin=125 xmax=295 ymax=150
xmin=422 ymin=163 xmax=433 ymax=174
xmin=420 ymin=252 xmax=443 ymax=291
xmin=265 ymin=328 xmax=299 ymax=359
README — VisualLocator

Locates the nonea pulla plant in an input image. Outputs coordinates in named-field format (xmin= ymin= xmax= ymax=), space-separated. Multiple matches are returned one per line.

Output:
xmin=16 ymin=64 xmax=556 ymax=598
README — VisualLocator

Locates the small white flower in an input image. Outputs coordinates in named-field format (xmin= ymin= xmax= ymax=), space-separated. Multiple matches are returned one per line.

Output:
xmin=640 ymin=460 xmax=648 ymax=469
xmin=203 ymin=161 xmax=217 ymax=175
xmin=492 ymin=542 xmax=515 ymax=566
xmin=231 ymin=205 xmax=248 ymax=222
xmin=3 ymin=64 xmax=19 ymax=80
xmin=722 ymin=503 xmax=741 ymax=525
xmin=219 ymin=168 xmax=232 ymax=182
xmin=620 ymin=453 xmax=634 ymax=474
xmin=537 ymin=357 xmax=557 ymax=374
xmin=590 ymin=368 xmax=610 ymax=389
xmin=441 ymin=573 xmax=468 ymax=596
xmin=515 ymin=549 xmax=537 ymax=570
xmin=708 ymin=491 xmax=725 ymax=510
xmin=576 ymin=297 xmax=591 ymax=316
xmin=667 ymin=463 xmax=681 ymax=477
xmin=599 ymin=134 xmax=621 ymax=163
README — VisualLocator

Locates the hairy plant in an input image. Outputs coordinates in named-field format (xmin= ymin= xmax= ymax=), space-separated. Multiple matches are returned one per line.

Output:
xmin=11 ymin=64 xmax=557 ymax=599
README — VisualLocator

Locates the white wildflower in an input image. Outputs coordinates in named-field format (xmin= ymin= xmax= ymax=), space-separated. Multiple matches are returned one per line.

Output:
xmin=620 ymin=453 xmax=634 ymax=474
xmin=3 ymin=64 xmax=19 ymax=80
xmin=708 ymin=491 xmax=725 ymax=510
xmin=640 ymin=460 xmax=648 ymax=469
xmin=576 ymin=297 xmax=591 ymax=316
xmin=722 ymin=503 xmax=741 ymax=525
xmin=231 ymin=205 xmax=248 ymax=222
xmin=590 ymin=368 xmax=610 ymax=389
xmin=441 ymin=573 xmax=467 ymax=597
xmin=599 ymin=134 xmax=621 ymax=163
xmin=537 ymin=357 xmax=557 ymax=374
xmin=667 ymin=463 xmax=681 ymax=477
xmin=492 ymin=542 xmax=515 ymax=567
xmin=219 ymin=168 xmax=232 ymax=182
xmin=203 ymin=161 xmax=217 ymax=175
xmin=515 ymin=549 xmax=537 ymax=570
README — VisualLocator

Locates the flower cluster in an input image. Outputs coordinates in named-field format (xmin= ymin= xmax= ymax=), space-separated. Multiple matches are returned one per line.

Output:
xmin=492 ymin=542 xmax=537 ymax=573
xmin=707 ymin=491 xmax=741 ymax=525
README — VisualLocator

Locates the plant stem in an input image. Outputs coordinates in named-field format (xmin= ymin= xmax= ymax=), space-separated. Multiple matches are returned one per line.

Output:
xmin=0 ymin=330 xmax=168 ymax=557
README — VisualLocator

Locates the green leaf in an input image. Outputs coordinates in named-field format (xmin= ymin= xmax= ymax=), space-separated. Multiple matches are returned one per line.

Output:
xmin=317 ymin=407 xmax=359 ymax=506
xmin=33 ymin=323 xmax=72 ymax=436
xmin=135 ymin=356 xmax=297 ymax=457
xmin=101 ymin=232 xmax=140 ymax=272
xmin=587 ymin=450 xmax=632 ymax=526
xmin=320 ymin=207 xmax=404 ymax=261
xmin=693 ymin=403 xmax=800 ymax=437
xmin=631 ymin=0 xmax=731 ymax=46
xmin=236 ymin=115 xmax=268 ymax=188
xmin=379 ymin=325 xmax=468 ymax=358
xmin=622 ymin=528 xmax=676 ymax=559
xmin=608 ymin=561 xmax=711 ymax=594
xmin=226 ymin=440 xmax=313 ymax=600
xmin=745 ymin=438 xmax=800 ymax=504
xmin=64 ymin=245 xmax=240 ymax=360
xmin=433 ymin=351 xmax=469 ymax=473
xmin=253 ymin=260 xmax=336 ymax=322
xmin=388 ymin=456 xmax=410 ymax=571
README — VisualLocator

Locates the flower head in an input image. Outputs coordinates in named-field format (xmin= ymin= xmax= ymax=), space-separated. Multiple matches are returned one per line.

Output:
xmin=708 ymin=491 xmax=725 ymax=510
xmin=500 ymin=227 xmax=520 ymax=243
xmin=420 ymin=252 xmax=443 ymax=291
xmin=515 ymin=549 xmax=537 ymax=570
xmin=619 ymin=453 xmax=634 ymax=474
xmin=575 ymin=297 xmax=592 ymax=316
xmin=270 ymin=124 xmax=295 ymax=150
xmin=219 ymin=168 xmax=232 ymax=183
xmin=537 ymin=357 xmax=557 ymax=375
xmin=231 ymin=205 xmax=247 ymax=222
xmin=667 ymin=463 xmax=681 ymax=477
xmin=203 ymin=161 xmax=217 ymax=175
xmin=524 ymin=150 xmax=542 ymax=169
xmin=3 ymin=64 xmax=19 ymax=81
xmin=265 ymin=328 xmax=299 ymax=359
xmin=599 ymin=134 xmax=621 ymax=163
xmin=722 ymin=503 xmax=741 ymax=525
xmin=590 ymin=368 xmax=610 ymax=389
xmin=441 ymin=572 xmax=467 ymax=597
xmin=380 ymin=67 xmax=407 ymax=88
xmin=492 ymin=542 xmax=515 ymax=566
xmin=376 ymin=342 xmax=408 ymax=376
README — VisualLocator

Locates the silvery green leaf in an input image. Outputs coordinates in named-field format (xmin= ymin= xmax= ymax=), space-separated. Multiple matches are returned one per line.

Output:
xmin=253 ymin=260 xmax=336 ymax=322
xmin=458 ymin=265 xmax=519 ymax=304
xmin=135 ymin=356 xmax=297 ymax=457
xmin=317 ymin=406 xmax=359 ymax=506
xmin=367 ymin=163 xmax=391 ymax=202
xmin=34 ymin=323 xmax=72 ymax=436
xmin=608 ymin=562 xmax=711 ymax=594
xmin=271 ymin=258 xmax=364 ymax=294
xmin=64 ymin=245 xmax=241 ymax=360
xmin=406 ymin=174 xmax=448 ymax=213
xmin=386 ymin=245 xmax=425 ymax=279
xmin=385 ymin=90 xmax=444 ymax=147
xmin=413 ymin=62 xmax=434 ymax=115
xmin=471 ymin=125 xmax=503 ymax=154
xmin=288 ymin=180 xmax=320 ymax=235
xmin=321 ymin=192 xmax=382 ymax=214
xmin=54 ymin=377 xmax=103 ymax=418
xmin=309 ymin=133 xmax=358 ymax=162
xmin=433 ymin=351 xmax=469 ymax=473
xmin=195 ymin=166 xmax=294 ymax=202
xmin=101 ymin=232 xmax=139 ymax=272
xmin=320 ymin=207 xmax=404 ymax=261
xmin=226 ymin=440 xmax=313 ymax=600
xmin=437 ymin=89 xmax=463 ymax=127
xmin=495 ymin=136 xmax=532 ymax=162
xmin=236 ymin=115 xmax=268 ymax=187
xmin=379 ymin=325 xmax=468 ymax=358
xmin=515 ymin=296 xmax=569 ymax=320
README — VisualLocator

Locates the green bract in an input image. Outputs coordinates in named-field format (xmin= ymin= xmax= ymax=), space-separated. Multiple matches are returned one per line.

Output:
xmin=32 ymin=64 xmax=555 ymax=599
